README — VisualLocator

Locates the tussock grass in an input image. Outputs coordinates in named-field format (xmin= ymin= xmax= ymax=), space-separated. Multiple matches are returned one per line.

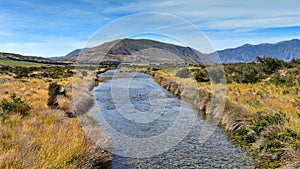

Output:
xmin=72 ymin=71 xmax=96 ymax=115
xmin=156 ymin=65 xmax=300 ymax=168
xmin=0 ymin=74 xmax=110 ymax=168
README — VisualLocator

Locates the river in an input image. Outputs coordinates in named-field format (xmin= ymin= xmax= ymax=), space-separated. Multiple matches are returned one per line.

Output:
xmin=90 ymin=69 xmax=257 ymax=168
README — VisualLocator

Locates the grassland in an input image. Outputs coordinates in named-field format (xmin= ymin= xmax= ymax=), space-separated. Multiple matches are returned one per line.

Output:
xmin=0 ymin=64 xmax=111 ymax=168
xmin=0 ymin=59 xmax=43 ymax=67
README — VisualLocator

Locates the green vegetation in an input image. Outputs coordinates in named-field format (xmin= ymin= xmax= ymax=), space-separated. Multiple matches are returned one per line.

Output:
xmin=0 ymin=64 xmax=74 ymax=79
xmin=231 ymin=111 xmax=300 ymax=168
xmin=0 ymin=94 xmax=31 ymax=120
xmin=190 ymin=57 xmax=300 ymax=85
xmin=0 ymin=59 xmax=42 ymax=67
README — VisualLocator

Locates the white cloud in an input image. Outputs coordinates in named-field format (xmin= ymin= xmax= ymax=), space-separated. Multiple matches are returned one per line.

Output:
xmin=1 ymin=0 xmax=300 ymax=56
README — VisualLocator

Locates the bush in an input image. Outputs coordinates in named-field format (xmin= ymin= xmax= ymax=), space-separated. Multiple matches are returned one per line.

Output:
xmin=81 ymin=70 xmax=88 ymax=77
xmin=241 ymin=134 xmax=257 ymax=143
xmin=251 ymin=112 xmax=286 ymax=134
xmin=193 ymin=69 xmax=209 ymax=82
xmin=256 ymin=56 xmax=283 ymax=75
xmin=176 ymin=68 xmax=191 ymax=78
xmin=235 ymin=127 xmax=249 ymax=136
xmin=0 ymin=94 xmax=31 ymax=119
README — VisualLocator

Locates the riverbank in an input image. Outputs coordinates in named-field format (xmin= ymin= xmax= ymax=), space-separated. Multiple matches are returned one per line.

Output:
xmin=0 ymin=69 xmax=111 ymax=168
xmin=142 ymin=68 xmax=300 ymax=168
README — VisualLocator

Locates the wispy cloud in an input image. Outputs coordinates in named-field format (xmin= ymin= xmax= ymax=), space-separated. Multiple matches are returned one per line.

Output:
xmin=101 ymin=0 xmax=300 ymax=30
xmin=0 ymin=0 xmax=300 ymax=56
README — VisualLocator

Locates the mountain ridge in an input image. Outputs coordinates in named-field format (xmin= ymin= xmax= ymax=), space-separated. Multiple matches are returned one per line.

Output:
xmin=63 ymin=38 xmax=209 ymax=64
xmin=212 ymin=39 xmax=300 ymax=63
xmin=2 ymin=38 xmax=299 ymax=64
xmin=64 ymin=38 xmax=300 ymax=64
xmin=0 ymin=52 xmax=71 ymax=65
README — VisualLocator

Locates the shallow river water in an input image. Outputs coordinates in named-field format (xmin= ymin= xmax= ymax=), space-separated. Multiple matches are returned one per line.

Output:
xmin=91 ymin=70 xmax=257 ymax=168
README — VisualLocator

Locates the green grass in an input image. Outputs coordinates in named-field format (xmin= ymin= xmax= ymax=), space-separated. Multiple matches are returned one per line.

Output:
xmin=0 ymin=59 xmax=43 ymax=67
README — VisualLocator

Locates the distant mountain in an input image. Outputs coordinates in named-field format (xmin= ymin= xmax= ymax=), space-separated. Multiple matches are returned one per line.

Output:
xmin=212 ymin=39 xmax=300 ymax=63
xmin=48 ymin=56 xmax=65 ymax=60
xmin=64 ymin=38 xmax=300 ymax=64
xmin=0 ymin=52 xmax=71 ymax=65
xmin=65 ymin=49 xmax=82 ymax=58
xmin=63 ymin=38 xmax=210 ymax=64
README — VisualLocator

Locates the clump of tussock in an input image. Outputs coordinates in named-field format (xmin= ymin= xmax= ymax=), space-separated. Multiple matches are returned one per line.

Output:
xmin=72 ymin=71 xmax=96 ymax=115
xmin=222 ymin=100 xmax=249 ymax=131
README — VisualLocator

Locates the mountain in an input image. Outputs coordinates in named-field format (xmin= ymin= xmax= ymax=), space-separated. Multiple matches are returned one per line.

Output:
xmin=65 ymin=49 xmax=82 ymax=58
xmin=63 ymin=38 xmax=210 ymax=64
xmin=0 ymin=52 xmax=71 ymax=65
xmin=64 ymin=38 xmax=300 ymax=64
xmin=48 ymin=56 xmax=65 ymax=60
xmin=212 ymin=39 xmax=300 ymax=63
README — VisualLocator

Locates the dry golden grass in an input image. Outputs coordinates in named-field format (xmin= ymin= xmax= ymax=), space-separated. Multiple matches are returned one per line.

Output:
xmin=226 ymin=82 xmax=300 ymax=133
xmin=158 ymin=67 xmax=300 ymax=168
xmin=0 ymin=76 xmax=110 ymax=168
xmin=159 ymin=68 xmax=299 ymax=134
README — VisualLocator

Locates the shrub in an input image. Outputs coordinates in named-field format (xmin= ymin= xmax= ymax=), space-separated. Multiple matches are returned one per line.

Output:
xmin=193 ymin=69 xmax=209 ymax=82
xmin=241 ymin=134 xmax=257 ymax=143
xmin=256 ymin=56 xmax=283 ymax=75
xmin=81 ymin=70 xmax=88 ymax=77
xmin=224 ymin=63 xmax=265 ymax=83
xmin=176 ymin=68 xmax=191 ymax=78
xmin=235 ymin=127 xmax=249 ymax=136
xmin=259 ymin=140 xmax=284 ymax=153
xmin=0 ymin=94 xmax=31 ymax=119
xmin=251 ymin=112 xmax=286 ymax=134
xmin=14 ymin=67 xmax=31 ymax=78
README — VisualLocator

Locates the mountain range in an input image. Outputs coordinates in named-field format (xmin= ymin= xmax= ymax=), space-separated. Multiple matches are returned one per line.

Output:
xmin=1 ymin=38 xmax=299 ymax=64
xmin=64 ymin=38 xmax=300 ymax=64
xmin=213 ymin=39 xmax=300 ymax=63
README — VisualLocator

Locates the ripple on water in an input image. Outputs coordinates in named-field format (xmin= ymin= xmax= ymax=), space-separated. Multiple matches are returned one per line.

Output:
xmin=91 ymin=70 xmax=257 ymax=168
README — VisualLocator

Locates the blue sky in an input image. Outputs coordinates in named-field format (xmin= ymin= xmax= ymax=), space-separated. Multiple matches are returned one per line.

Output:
xmin=0 ymin=0 xmax=300 ymax=57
